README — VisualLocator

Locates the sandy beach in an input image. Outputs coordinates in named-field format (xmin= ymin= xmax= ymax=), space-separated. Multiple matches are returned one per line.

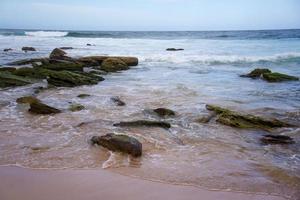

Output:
xmin=0 ymin=166 xmax=287 ymax=200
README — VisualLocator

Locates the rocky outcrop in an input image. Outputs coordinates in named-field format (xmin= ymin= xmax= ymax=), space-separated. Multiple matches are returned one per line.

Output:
xmin=22 ymin=47 xmax=36 ymax=52
xmin=153 ymin=108 xmax=175 ymax=117
xmin=100 ymin=58 xmax=129 ymax=72
xmin=206 ymin=104 xmax=292 ymax=130
xmin=29 ymin=102 xmax=61 ymax=114
xmin=111 ymin=96 xmax=126 ymax=106
xmin=90 ymin=133 xmax=142 ymax=157
xmin=0 ymin=71 xmax=36 ymax=88
xmin=166 ymin=48 xmax=184 ymax=51
xmin=241 ymin=68 xmax=299 ymax=82
xmin=261 ymin=135 xmax=295 ymax=145
xmin=69 ymin=103 xmax=85 ymax=112
xmin=114 ymin=120 xmax=171 ymax=129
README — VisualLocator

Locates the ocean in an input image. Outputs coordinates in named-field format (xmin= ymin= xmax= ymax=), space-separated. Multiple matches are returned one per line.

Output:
xmin=0 ymin=29 xmax=300 ymax=199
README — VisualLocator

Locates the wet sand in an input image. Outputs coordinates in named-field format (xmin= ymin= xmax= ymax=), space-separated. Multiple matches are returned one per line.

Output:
xmin=0 ymin=166 xmax=285 ymax=200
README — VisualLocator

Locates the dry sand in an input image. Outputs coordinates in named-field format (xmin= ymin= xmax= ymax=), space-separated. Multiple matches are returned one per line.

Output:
xmin=0 ymin=166 xmax=286 ymax=200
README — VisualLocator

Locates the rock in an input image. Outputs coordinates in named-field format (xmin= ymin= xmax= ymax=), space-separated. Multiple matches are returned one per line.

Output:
xmin=101 ymin=58 xmax=129 ymax=72
xmin=153 ymin=108 xmax=175 ymax=117
xmin=49 ymin=48 xmax=71 ymax=60
xmin=261 ymin=135 xmax=295 ymax=145
xmin=262 ymin=72 xmax=299 ymax=82
xmin=13 ymin=67 xmax=46 ymax=79
xmin=0 ymin=67 xmax=16 ymax=72
xmin=89 ymin=69 xmax=108 ymax=75
xmin=29 ymin=102 xmax=61 ymax=114
xmin=3 ymin=48 xmax=13 ymax=52
xmin=240 ymin=68 xmax=271 ymax=78
xmin=206 ymin=104 xmax=292 ymax=130
xmin=60 ymin=47 xmax=73 ymax=50
xmin=87 ymin=44 xmax=95 ymax=46
xmin=7 ymin=58 xmax=49 ymax=66
xmin=77 ymin=56 xmax=138 ymax=67
xmin=197 ymin=113 xmax=216 ymax=123
xmin=76 ymin=57 xmax=100 ymax=67
xmin=22 ymin=47 xmax=36 ymax=52
xmin=111 ymin=96 xmax=126 ymax=106
xmin=77 ymin=94 xmax=91 ymax=98
xmin=0 ymin=71 xmax=36 ymax=88
xmin=90 ymin=133 xmax=142 ymax=157
xmin=16 ymin=96 xmax=40 ymax=104
xmin=166 ymin=48 xmax=184 ymax=51
xmin=39 ymin=62 xmax=84 ymax=72
xmin=114 ymin=120 xmax=171 ymax=129
xmin=69 ymin=103 xmax=85 ymax=112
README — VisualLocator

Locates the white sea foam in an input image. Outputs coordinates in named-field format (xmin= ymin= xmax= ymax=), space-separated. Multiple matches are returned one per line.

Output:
xmin=25 ymin=31 xmax=68 ymax=37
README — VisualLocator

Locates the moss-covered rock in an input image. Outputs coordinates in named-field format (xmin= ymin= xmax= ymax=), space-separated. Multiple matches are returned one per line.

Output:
xmin=16 ymin=96 xmax=40 ymax=104
xmin=13 ymin=67 xmax=47 ymax=79
xmin=29 ymin=102 xmax=61 ymax=114
xmin=0 ymin=71 xmax=36 ymax=88
xmin=69 ymin=103 xmax=85 ymax=112
xmin=240 ymin=68 xmax=271 ymax=78
xmin=77 ymin=94 xmax=91 ymax=98
xmin=153 ymin=108 xmax=175 ymax=117
xmin=114 ymin=120 xmax=171 ymax=129
xmin=77 ymin=56 xmax=138 ymax=67
xmin=206 ymin=104 xmax=292 ymax=130
xmin=262 ymin=72 xmax=299 ymax=82
xmin=100 ymin=58 xmax=129 ymax=72
xmin=90 ymin=133 xmax=142 ymax=157
xmin=39 ymin=62 xmax=84 ymax=72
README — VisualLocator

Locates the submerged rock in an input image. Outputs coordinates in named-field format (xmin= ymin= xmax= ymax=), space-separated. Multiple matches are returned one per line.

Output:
xmin=111 ymin=96 xmax=126 ymax=106
xmin=29 ymin=102 xmax=61 ymax=114
xmin=166 ymin=48 xmax=184 ymax=51
xmin=77 ymin=94 xmax=91 ymax=98
xmin=206 ymin=104 xmax=292 ymax=130
xmin=0 ymin=71 xmax=36 ymax=88
xmin=3 ymin=48 xmax=13 ymax=52
xmin=240 ymin=68 xmax=271 ymax=78
xmin=262 ymin=72 xmax=299 ymax=82
xmin=69 ymin=103 xmax=85 ymax=112
xmin=114 ymin=120 xmax=171 ymax=129
xmin=100 ymin=58 xmax=129 ymax=72
xmin=261 ymin=135 xmax=295 ymax=145
xmin=153 ymin=108 xmax=175 ymax=117
xmin=22 ymin=47 xmax=36 ymax=52
xmin=16 ymin=96 xmax=40 ymax=104
xmin=90 ymin=133 xmax=142 ymax=157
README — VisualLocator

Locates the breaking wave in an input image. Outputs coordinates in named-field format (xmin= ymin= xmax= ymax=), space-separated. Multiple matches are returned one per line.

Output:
xmin=25 ymin=31 xmax=68 ymax=37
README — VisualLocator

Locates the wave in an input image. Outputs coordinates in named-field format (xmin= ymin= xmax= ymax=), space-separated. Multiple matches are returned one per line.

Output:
xmin=24 ymin=31 xmax=68 ymax=37
xmin=142 ymin=52 xmax=300 ymax=65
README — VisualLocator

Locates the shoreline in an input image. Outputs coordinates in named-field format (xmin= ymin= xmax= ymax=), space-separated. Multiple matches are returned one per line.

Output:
xmin=0 ymin=166 xmax=286 ymax=200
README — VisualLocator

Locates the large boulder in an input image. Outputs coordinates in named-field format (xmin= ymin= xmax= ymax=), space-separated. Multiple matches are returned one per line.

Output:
xmin=90 ymin=133 xmax=142 ymax=157
xmin=262 ymin=72 xmax=299 ymax=82
xmin=22 ymin=47 xmax=36 ymax=52
xmin=100 ymin=58 xmax=129 ymax=72
xmin=240 ymin=68 xmax=271 ymax=78
xmin=206 ymin=104 xmax=292 ymax=130
xmin=29 ymin=102 xmax=61 ymax=114
xmin=0 ymin=71 xmax=35 ymax=88
xmin=114 ymin=120 xmax=171 ymax=129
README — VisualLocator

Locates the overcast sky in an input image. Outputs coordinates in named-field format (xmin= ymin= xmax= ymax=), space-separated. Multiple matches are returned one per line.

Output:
xmin=0 ymin=0 xmax=300 ymax=31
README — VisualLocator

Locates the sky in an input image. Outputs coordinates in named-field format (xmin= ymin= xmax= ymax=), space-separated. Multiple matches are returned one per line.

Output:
xmin=0 ymin=0 xmax=300 ymax=31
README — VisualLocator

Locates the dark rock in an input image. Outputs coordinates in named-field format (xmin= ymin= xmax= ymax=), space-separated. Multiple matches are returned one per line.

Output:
xmin=114 ymin=120 xmax=171 ymax=129
xmin=166 ymin=48 xmax=184 ymax=51
xmin=240 ymin=68 xmax=271 ymax=78
xmin=0 ymin=71 xmax=36 ymax=88
xmin=262 ymin=72 xmax=299 ymax=82
xmin=77 ymin=94 xmax=91 ymax=98
xmin=90 ymin=133 xmax=142 ymax=157
xmin=101 ymin=58 xmax=129 ymax=72
xmin=39 ymin=62 xmax=84 ymax=72
xmin=13 ymin=67 xmax=46 ymax=79
xmin=3 ymin=48 xmax=13 ymax=52
xmin=22 ymin=47 xmax=36 ymax=52
xmin=69 ymin=103 xmax=85 ymax=112
xmin=60 ymin=47 xmax=73 ymax=50
xmin=16 ymin=96 xmax=40 ymax=104
xmin=0 ymin=67 xmax=16 ymax=72
xmin=111 ymin=96 xmax=126 ymax=106
xmin=86 ymin=44 xmax=95 ymax=46
xmin=206 ymin=104 xmax=292 ymax=130
xmin=49 ymin=48 xmax=71 ymax=60
xmin=153 ymin=108 xmax=175 ymax=117
xmin=29 ymin=102 xmax=61 ymax=114
xmin=261 ymin=135 xmax=295 ymax=145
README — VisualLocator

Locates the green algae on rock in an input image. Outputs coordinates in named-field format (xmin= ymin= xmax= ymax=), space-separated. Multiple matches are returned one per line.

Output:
xmin=240 ymin=68 xmax=271 ymax=78
xmin=114 ymin=120 xmax=171 ymax=129
xmin=0 ymin=71 xmax=36 ymax=88
xmin=39 ymin=62 xmax=84 ymax=72
xmin=100 ymin=58 xmax=129 ymax=72
xmin=262 ymin=72 xmax=299 ymax=82
xmin=206 ymin=104 xmax=292 ymax=130
xmin=69 ymin=103 xmax=85 ymax=112
xmin=90 ymin=133 xmax=142 ymax=157
xmin=29 ymin=102 xmax=61 ymax=114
